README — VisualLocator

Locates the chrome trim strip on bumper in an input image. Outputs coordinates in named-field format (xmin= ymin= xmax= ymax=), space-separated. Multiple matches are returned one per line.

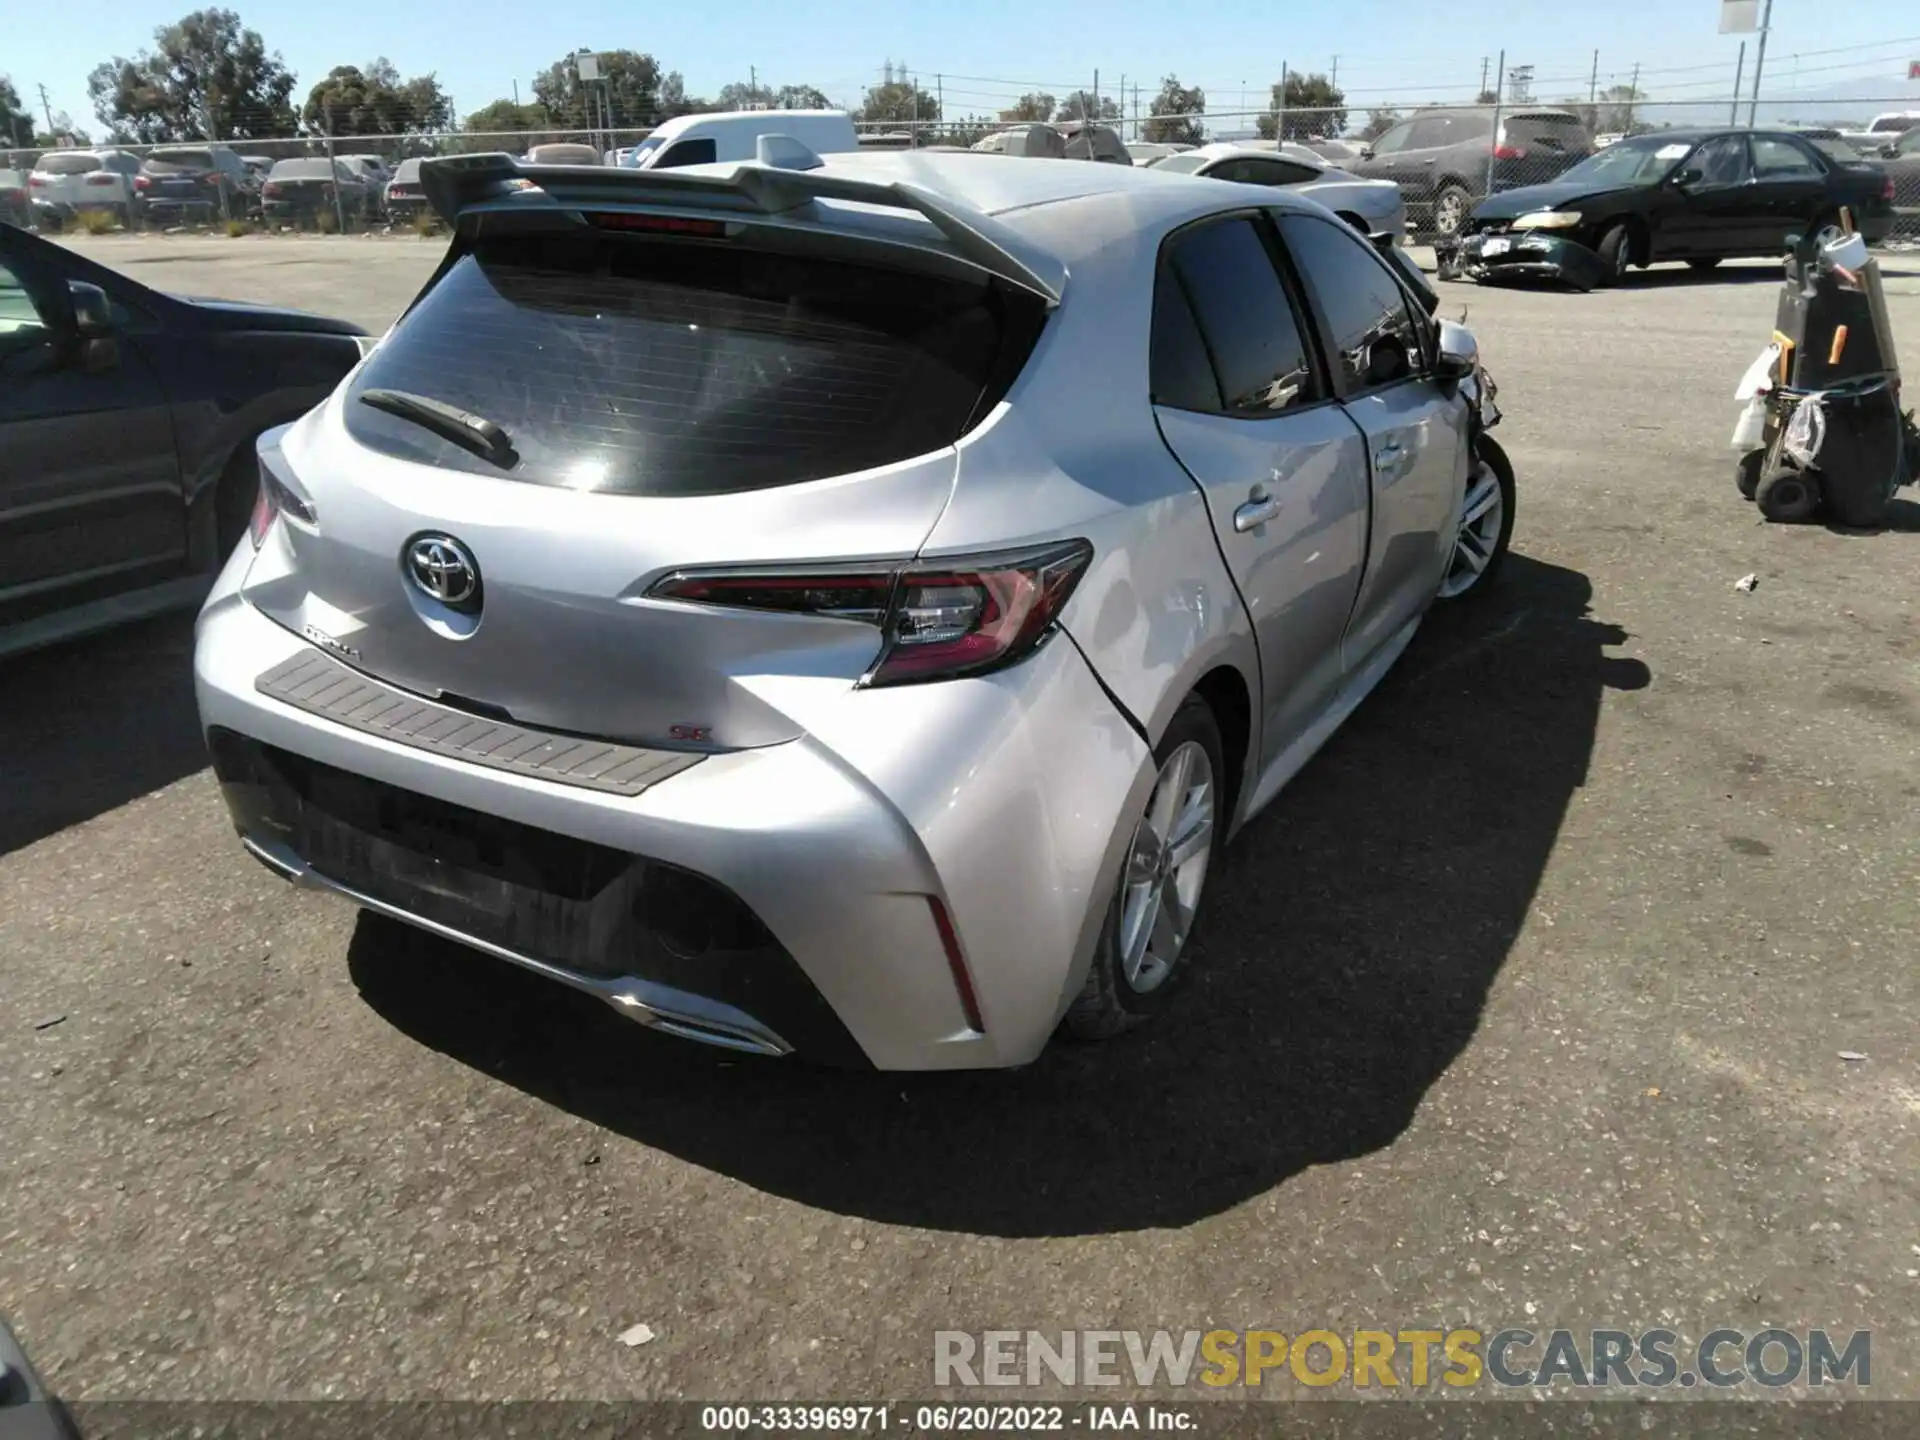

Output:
xmin=241 ymin=834 xmax=794 ymax=1059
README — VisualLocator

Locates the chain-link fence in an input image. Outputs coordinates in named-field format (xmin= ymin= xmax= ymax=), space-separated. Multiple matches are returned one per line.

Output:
xmin=8 ymin=96 xmax=1915 ymax=244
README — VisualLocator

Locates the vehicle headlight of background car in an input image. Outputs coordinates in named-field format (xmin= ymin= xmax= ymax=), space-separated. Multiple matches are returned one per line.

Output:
xmin=1510 ymin=211 xmax=1584 ymax=230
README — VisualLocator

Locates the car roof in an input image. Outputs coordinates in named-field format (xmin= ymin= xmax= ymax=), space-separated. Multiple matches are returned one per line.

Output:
xmin=698 ymin=149 xmax=1338 ymax=257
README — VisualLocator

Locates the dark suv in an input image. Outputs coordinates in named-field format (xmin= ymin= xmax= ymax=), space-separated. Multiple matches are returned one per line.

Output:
xmin=138 ymin=145 xmax=250 ymax=222
xmin=1350 ymin=107 xmax=1592 ymax=236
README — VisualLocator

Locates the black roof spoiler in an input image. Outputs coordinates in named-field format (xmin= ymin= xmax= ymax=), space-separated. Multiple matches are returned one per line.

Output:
xmin=417 ymin=151 xmax=1066 ymax=307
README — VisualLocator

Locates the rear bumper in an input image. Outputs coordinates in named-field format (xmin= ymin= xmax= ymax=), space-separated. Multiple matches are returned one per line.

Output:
xmin=194 ymin=582 xmax=1154 ymax=1071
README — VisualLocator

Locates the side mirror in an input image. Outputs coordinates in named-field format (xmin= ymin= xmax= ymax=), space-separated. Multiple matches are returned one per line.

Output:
xmin=1435 ymin=319 xmax=1479 ymax=383
xmin=66 ymin=279 xmax=120 ymax=373
xmin=1359 ymin=147 xmax=1375 ymax=161
xmin=1671 ymin=166 xmax=1703 ymax=188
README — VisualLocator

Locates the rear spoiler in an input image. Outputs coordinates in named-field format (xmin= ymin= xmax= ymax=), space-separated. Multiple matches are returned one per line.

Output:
xmin=416 ymin=152 xmax=1066 ymax=307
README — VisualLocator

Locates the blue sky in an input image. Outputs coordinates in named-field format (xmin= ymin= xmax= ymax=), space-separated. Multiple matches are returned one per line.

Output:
xmin=14 ymin=0 xmax=1920 ymax=134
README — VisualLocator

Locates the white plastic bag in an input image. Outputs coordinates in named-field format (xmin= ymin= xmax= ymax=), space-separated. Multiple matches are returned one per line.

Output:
xmin=1783 ymin=395 xmax=1826 ymax=467
xmin=1730 ymin=395 xmax=1767 ymax=450
xmin=1734 ymin=344 xmax=1780 ymax=401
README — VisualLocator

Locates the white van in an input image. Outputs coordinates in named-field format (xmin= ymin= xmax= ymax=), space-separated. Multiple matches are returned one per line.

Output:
xmin=623 ymin=110 xmax=859 ymax=169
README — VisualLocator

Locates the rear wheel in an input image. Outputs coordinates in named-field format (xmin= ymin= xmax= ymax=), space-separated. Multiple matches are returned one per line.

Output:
xmin=1736 ymin=448 xmax=1765 ymax=500
xmin=1066 ymin=695 xmax=1224 ymax=1041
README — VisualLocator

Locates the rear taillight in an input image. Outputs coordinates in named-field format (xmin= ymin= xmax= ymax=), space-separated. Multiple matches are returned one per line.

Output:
xmin=135 ymin=174 xmax=151 ymax=190
xmin=28 ymin=175 xmax=46 ymax=187
xmin=247 ymin=465 xmax=316 ymax=549
xmin=321 ymin=183 xmax=335 ymax=198
xmin=1885 ymin=176 xmax=1897 ymax=201
xmin=592 ymin=212 xmax=728 ymax=237
xmin=648 ymin=540 xmax=1095 ymax=686
xmin=262 ymin=182 xmax=281 ymax=197
xmin=1493 ymin=144 xmax=1527 ymax=160
xmin=205 ymin=173 xmax=221 ymax=187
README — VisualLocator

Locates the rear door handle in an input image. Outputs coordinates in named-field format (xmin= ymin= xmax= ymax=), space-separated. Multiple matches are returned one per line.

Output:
xmin=1234 ymin=494 xmax=1282 ymax=532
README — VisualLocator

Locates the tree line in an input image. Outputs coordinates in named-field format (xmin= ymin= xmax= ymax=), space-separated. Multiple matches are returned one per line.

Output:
xmin=6 ymin=17 xmax=1646 ymax=156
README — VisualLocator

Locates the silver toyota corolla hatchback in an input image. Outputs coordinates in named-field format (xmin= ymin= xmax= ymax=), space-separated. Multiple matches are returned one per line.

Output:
xmin=194 ymin=144 xmax=1515 ymax=1071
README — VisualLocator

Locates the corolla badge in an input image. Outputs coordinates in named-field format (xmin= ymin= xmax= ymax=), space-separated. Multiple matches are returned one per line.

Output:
xmin=404 ymin=533 xmax=483 ymax=613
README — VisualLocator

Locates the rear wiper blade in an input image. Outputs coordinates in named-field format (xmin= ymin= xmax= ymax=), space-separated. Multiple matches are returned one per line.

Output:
xmin=358 ymin=388 xmax=518 ymax=468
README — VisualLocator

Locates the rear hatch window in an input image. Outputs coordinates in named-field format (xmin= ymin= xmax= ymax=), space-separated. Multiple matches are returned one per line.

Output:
xmin=344 ymin=231 xmax=1039 ymax=497
xmin=270 ymin=160 xmax=336 ymax=180
xmin=145 ymin=149 xmax=217 ymax=173
xmin=1503 ymin=115 xmax=1590 ymax=152
xmin=37 ymin=153 xmax=102 ymax=175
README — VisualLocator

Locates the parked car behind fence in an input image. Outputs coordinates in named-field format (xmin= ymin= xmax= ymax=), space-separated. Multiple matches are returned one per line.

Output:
xmin=1349 ymin=107 xmax=1593 ymax=236
xmin=261 ymin=157 xmax=375 ymax=227
xmin=30 ymin=150 xmax=144 ymax=227
xmin=139 ymin=145 xmax=249 ymax=222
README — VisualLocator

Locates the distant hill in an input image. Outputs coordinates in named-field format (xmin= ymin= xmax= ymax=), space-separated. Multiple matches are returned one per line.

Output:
xmin=1639 ymin=72 xmax=1920 ymax=128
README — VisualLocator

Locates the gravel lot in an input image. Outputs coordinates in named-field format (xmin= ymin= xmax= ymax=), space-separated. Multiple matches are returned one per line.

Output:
xmin=4 ymin=232 xmax=1918 ymax=1414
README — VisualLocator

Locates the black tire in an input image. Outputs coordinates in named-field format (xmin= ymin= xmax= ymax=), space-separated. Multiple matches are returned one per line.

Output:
xmin=1595 ymin=222 xmax=1634 ymax=286
xmin=1688 ymin=257 xmax=1722 ymax=273
xmin=214 ymin=445 xmax=262 ymax=557
xmin=1438 ymin=433 xmax=1517 ymax=601
xmin=1736 ymin=448 xmax=1765 ymax=500
xmin=1755 ymin=465 xmax=1821 ymax=523
xmin=1065 ymin=694 xmax=1226 ymax=1041
xmin=1431 ymin=182 xmax=1473 ymax=238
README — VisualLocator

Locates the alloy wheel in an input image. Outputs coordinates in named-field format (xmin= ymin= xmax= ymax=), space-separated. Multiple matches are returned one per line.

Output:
xmin=1116 ymin=740 xmax=1215 ymax=995
xmin=1435 ymin=192 xmax=1466 ymax=236
xmin=1438 ymin=459 xmax=1506 ymax=598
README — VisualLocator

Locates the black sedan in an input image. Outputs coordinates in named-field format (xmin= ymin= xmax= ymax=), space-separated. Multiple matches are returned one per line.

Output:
xmin=1456 ymin=128 xmax=1895 ymax=287
xmin=0 ymin=224 xmax=369 ymax=657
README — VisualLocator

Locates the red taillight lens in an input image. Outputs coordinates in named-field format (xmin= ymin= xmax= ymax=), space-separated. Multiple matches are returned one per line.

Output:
xmin=262 ymin=182 xmax=281 ymax=197
xmin=135 ymin=174 xmax=151 ymax=190
xmin=29 ymin=175 xmax=46 ymax=187
xmin=1885 ymin=176 xmax=1897 ymax=201
xmin=204 ymin=173 xmax=221 ymax=187
xmin=247 ymin=466 xmax=315 ymax=549
xmin=648 ymin=540 xmax=1094 ymax=686
xmin=1493 ymin=143 xmax=1527 ymax=160
xmin=247 ymin=479 xmax=278 ymax=549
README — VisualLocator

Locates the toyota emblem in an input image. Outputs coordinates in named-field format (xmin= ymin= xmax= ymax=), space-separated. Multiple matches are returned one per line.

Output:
xmin=404 ymin=533 xmax=483 ymax=613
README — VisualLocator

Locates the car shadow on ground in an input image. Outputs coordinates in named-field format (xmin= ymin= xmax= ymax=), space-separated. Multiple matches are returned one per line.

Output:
xmin=0 ymin=613 xmax=206 ymax=858
xmin=1825 ymin=496 xmax=1920 ymax=534
xmin=349 ymin=553 xmax=1651 ymax=1238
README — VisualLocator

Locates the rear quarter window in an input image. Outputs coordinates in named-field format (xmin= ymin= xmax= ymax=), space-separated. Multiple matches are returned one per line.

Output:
xmin=344 ymin=233 xmax=1042 ymax=496
xmin=145 ymin=149 xmax=217 ymax=172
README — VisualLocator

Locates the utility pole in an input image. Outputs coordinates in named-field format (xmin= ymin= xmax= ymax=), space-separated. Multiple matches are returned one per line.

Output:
xmin=37 ymin=82 xmax=55 ymax=136
xmin=1118 ymin=73 xmax=1125 ymax=130
xmin=1731 ymin=42 xmax=1747 ymax=125
xmin=1330 ymin=55 xmax=1339 ymax=90
xmin=1627 ymin=62 xmax=1641 ymax=131
xmin=1485 ymin=48 xmax=1505 ymax=193
xmin=1746 ymin=0 xmax=1774 ymax=127
xmin=1276 ymin=61 xmax=1289 ymax=141
xmin=1588 ymin=50 xmax=1599 ymax=104
xmin=937 ymin=73 xmax=943 ymax=131
xmin=1093 ymin=69 xmax=1100 ymax=126
xmin=750 ymin=64 xmax=757 ymax=98
xmin=1479 ymin=57 xmax=1489 ymax=100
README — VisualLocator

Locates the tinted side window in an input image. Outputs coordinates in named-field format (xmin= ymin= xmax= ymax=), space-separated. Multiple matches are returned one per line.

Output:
xmin=1752 ymin=136 xmax=1821 ymax=178
xmin=1164 ymin=217 xmax=1317 ymax=414
xmin=1404 ymin=117 xmax=1455 ymax=150
xmin=1278 ymin=214 xmax=1426 ymax=393
xmin=1689 ymin=135 xmax=1752 ymax=186
xmin=1369 ymin=123 xmax=1412 ymax=156
xmin=656 ymin=138 xmax=717 ymax=169
xmin=1150 ymin=269 xmax=1222 ymax=412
